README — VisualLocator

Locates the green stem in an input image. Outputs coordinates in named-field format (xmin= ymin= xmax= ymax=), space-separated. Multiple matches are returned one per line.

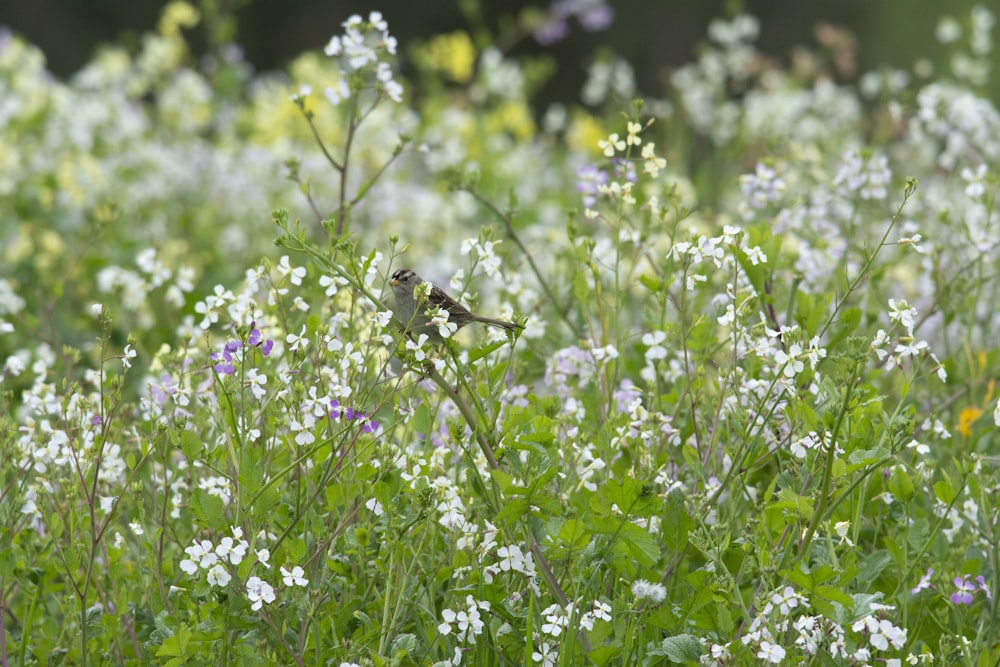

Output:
xmin=799 ymin=367 xmax=859 ymax=558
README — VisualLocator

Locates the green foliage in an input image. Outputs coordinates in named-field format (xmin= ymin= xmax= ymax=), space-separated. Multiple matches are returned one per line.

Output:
xmin=3 ymin=2 xmax=1000 ymax=667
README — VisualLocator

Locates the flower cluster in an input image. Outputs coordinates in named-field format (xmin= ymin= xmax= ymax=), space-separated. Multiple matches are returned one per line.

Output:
xmin=330 ymin=399 xmax=380 ymax=434
xmin=872 ymin=298 xmax=946 ymax=382
xmin=322 ymin=11 xmax=402 ymax=104
xmin=179 ymin=527 xmax=308 ymax=612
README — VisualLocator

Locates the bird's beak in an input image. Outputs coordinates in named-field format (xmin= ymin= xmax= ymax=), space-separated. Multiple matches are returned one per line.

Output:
xmin=390 ymin=278 xmax=400 ymax=286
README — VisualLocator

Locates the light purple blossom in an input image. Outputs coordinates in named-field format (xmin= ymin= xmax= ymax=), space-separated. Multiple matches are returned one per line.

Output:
xmin=951 ymin=574 xmax=976 ymax=604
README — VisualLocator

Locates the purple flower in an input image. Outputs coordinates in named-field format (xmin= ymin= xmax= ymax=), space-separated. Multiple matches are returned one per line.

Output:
xmin=534 ymin=19 xmax=570 ymax=45
xmin=577 ymin=165 xmax=608 ymax=207
xmin=578 ymin=2 xmax=614 ymax=31
xmin=211 ymin=339 xmax=244 ymax=375
xmin=951 ymin=575 xmax=976 ymax=605
xmin=330 ymin=399 xmax=378 ymax=434
xmin=533 ymin=0 xmax=614 ymax=44
xmin=613 ymin=379 xmax=641 ymax=412
xmin=975 ymin=575 xmax=993 ymax=602
xmin=247 ymin=322 xmax=274 ymax=356
xmin=613 ymin=158 xmax=637 ymax=183
xmin=911 ymin=568 xmax=934 ymax=594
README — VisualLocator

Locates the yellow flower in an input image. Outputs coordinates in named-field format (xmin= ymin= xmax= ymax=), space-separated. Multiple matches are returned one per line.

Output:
xmin=421 ymin=32 xmax=475 ymax=83
xmin=484 ymin=101 xmax=536 ymax=141
xmin=159 ymin=1 xmax=200 ymax=37
xmin=957 ymin=406 xmax=982 ymax=437
xmin=566 ymin=112 xmax=606 ymax=157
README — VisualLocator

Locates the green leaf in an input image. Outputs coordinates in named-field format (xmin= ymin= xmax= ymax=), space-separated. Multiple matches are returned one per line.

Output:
xmin=615 ymin=523 xmax=660 ymax=567
xmin=469 ymin=340 xmax=506 ymax=363
xmin=647 ymin=633 xmax=704 ymax=662
xmin=556 ymin=519 xmax=590 ymax=551
xmin=495 ymin=497 xmax=531 ymax=524
xmin=588 ymin=645 xmax=622 ymax=666
xmin=390 ymin=632 xmax=417 ymax=656
xmin=602 ymin=478 xmax=659 ymax=517
xmin=413 ymin=402 xmax=434 ymax=435
xmin=489 ymin=467 xmax=512 ymax=493
xmin=156 ymin=624 xmax=193 ymax=658
xmin=661 ymin=489 xmax=694 ymax=552
xmin=848 ymin=592 xmax=885 ymax=623
xmin=639 ymin=274 xmax=663 ymax=292
xmin=814 ymin=584 xmax=853 ymax=607
xmin=489 ymin=360 xmax=510 ymax=387
xmin=179 ymin=429 xmax=203 ymax=460
xmin=934 ymin=478 xmax=955 ymax=504
xmin=846 ymin=446 xmax=889 ymax=467
xmin=856 ymin=549 xmax=891 ymax=585
xmin=906 ymin=518 xmax=930 ymax=550
xmin=189 ymin=489 xmax=225 ymax=530
xmin=887 ymin=466 xmax=914 ymax=501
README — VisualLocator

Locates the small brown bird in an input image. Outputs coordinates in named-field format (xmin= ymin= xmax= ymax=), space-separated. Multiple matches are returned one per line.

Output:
xmin=390 ymin=268 xmax=522 ymax=341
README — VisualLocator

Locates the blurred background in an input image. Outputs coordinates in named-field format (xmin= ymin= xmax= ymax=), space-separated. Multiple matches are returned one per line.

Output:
xmin=2 ymin=0 xmax=998 ymax=106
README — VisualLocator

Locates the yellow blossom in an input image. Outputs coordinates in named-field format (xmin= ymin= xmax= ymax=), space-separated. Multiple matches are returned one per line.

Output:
xmin=484 ymin=101 xmax=536 ymax=141
xmin=566 ymin=113 xmax=606 ymax=157
xmin=957 ymin=406 xmax=982 ymax=437
xmin=159 ymin=1 xmax=200 ymax=37
xmin=421 ymin=32 xmax=476 ymax=83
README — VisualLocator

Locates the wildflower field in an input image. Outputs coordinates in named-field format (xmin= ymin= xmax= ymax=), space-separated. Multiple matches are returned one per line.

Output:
xmin=2 ymin=2 xmax=1000 ymax=665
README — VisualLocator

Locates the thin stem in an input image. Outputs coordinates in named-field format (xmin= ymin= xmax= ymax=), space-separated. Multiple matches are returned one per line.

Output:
xmin=819 ymin=181 xmax=915 ymax=340
xmin=460 ymin=186 xmax=583 ymax=339
xmin=799 ymin=366 xmax=859 ymax=558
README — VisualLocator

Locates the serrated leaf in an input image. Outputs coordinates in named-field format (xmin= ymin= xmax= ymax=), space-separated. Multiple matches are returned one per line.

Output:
xmin=190 ymin=489 xmax=225 ymax=530
xmin=602 ymin=478 xmax=659 ymax=517
xmin=495 ymin=497 xmax=531 ymax=524
xmin=849 ymin=592 xmax=885 ymax=621
xmin=557 ymin=519 xmax=590 ymax=550
xmin=615 ymin=523 xmax=660 ymax=567
xmin=179 ymin=429 xmax=203 ymax=460
xmin=490 ymin=467 xmax=513 ymax=492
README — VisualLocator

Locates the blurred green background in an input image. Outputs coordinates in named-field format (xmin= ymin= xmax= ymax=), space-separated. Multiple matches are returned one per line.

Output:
xmin=1 ymin=0 xmax=997 ymax=104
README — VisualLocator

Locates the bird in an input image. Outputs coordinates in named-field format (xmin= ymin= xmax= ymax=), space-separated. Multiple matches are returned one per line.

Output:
xmin=389 ymin=268 xmax=522 ymax=342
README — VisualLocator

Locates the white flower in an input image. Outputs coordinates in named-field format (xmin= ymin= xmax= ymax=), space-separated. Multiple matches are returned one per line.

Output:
xmin=365 ymin=497 xmax=384 ymax=516
xmin=281 ymin=565 xmax=309 ymax=587
xmin=286 ymin=325 xmax=310 ymax=351
xmin=277 ymin=255 xmax=306 ymax=285
xmin=207 ymin=564 xmax=231 ymax=587
xmin=246 ymin=576 xmax=276 ymax=610
xmin=325 ymin=78 xmax=351 ymax=106
xmin=122 ymin=343 xmax=137 ymax=369
xmin=757 ymin=640 xmax=786 ymax=663
xmin=598 ymin=133 xmax=626 ymax=157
